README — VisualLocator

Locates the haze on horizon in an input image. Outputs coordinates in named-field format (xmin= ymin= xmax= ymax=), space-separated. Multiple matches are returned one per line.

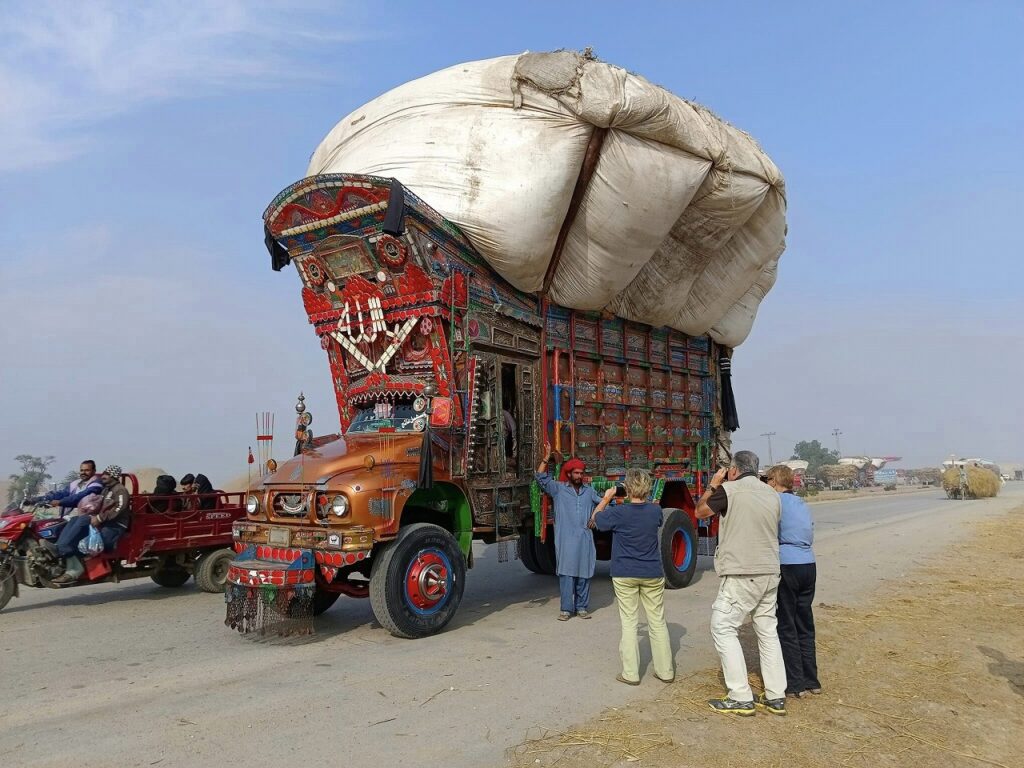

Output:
xmin=1 ymin=1 xmax=1021 ymax=486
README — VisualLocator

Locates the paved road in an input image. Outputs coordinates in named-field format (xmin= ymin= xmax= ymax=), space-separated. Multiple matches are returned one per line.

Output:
xmin=2 ymin=484 xmax=1021 ymax=768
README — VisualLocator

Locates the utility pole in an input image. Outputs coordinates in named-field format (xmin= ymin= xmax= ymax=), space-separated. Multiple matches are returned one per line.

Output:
xmin=760 ymin=431 xmax=777 ymax=465
xmin=832 ymin=428 xmax=843 ymax=456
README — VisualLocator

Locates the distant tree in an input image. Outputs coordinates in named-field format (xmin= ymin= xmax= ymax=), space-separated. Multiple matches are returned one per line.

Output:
xmin=791 ymin=440 xmax=841 ymax=476
xmin=6 ymin=454 xmax=56 ymax=504
xmin=60 ymin=469 xmax=80 ymax=487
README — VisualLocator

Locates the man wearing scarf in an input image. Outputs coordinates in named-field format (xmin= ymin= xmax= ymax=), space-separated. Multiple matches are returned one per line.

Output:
xmin=535 ymin=442 xmax=602 ymax=620
xmin=52 ymin=465 xmax=131 ymax=585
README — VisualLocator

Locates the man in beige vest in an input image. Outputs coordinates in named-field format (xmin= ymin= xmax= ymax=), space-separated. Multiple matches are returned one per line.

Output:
xmin=696 ymin=450 xmax=787 ymax=716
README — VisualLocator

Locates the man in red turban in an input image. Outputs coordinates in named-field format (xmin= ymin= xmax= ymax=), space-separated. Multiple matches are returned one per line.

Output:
xmin=536 ymin=442 xmax=602 ymax=620
xmin=559 ymin=457 xmax=586 ymax=481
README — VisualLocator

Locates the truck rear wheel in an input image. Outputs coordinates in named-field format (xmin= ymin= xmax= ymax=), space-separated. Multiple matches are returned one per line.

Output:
xmin=532 ymin=530 xmax=557 ymax=575
xmin=194 ymin=548 xmax=234 ymax=593
xmin=370 ymin=523 xmax=466 ymax=639
xmin=660 ymin=508 xmax=698 ymax=589
xmin=518 ymin=528 xmax=546 ymax=574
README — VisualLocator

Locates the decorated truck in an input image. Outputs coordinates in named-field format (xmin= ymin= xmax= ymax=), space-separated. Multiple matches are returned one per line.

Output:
xmin=226 ymin=51 xmax=786 ymax=638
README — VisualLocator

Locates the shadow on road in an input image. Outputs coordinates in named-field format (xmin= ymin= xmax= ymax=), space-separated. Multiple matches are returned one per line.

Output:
xmin=2 ymin=580 xmax=213 ymax=615
xmin=298 ymin=550 xmax=716 ymax=642
xmin=979 ymin=645 xmax=1024 ymax=698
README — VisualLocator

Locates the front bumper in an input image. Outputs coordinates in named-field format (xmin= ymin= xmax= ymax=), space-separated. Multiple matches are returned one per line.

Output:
xmin=232 ymin=522 xmax=373 ymax=582
xmin=226 ymin=546 xmax=316 ymax=588
xmin=233 ymin=520 xmax=373 ymax=552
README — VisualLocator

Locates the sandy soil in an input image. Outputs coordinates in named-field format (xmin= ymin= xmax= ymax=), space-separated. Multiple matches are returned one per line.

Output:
xmin=506 ymin=503 xmax=1024 ymax=768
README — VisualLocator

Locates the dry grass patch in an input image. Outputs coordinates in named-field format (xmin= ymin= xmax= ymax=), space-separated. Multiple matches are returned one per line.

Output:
xmin=508 ymin=509 xmax=1024 ymax=768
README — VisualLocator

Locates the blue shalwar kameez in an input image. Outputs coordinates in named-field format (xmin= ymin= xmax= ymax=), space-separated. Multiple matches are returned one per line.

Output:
xmin=536 ymin=471 xmax=602 ymax=613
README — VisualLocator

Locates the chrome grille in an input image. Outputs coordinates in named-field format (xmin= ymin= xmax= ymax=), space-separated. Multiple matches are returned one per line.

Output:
xmin=273 ymin=492 xmax=308 ymax=517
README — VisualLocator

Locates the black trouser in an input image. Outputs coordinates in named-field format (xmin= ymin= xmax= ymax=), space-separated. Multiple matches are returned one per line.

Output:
xmin=777 ymin=562 xmax=820 ymax=693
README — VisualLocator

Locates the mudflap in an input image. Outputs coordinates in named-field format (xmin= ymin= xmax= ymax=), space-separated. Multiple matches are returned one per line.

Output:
xmin=224 ymin=546 xmax=316 ymax=637
xmin=0 ymin=555 xmax=18 ymax=599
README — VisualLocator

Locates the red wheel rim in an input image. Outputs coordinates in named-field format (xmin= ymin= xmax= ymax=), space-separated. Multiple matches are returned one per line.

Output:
xmin=404 ymin=551 xmax=450 ymax=612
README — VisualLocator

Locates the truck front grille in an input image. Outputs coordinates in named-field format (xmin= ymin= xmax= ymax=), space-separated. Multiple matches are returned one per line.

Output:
xmin=273 ymin=492 xmax=308 ymax=517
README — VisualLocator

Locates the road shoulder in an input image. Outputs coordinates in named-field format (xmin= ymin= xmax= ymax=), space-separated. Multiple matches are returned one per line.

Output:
xmin=508 ymin=503 xmax=1024 ymax=768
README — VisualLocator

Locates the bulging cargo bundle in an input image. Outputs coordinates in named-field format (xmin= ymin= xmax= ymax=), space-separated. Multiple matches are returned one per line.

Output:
xmin=943 ymin=466 xmax=1000 ymax=499
xmin=307 ymin=49 xmax=786 ymax=348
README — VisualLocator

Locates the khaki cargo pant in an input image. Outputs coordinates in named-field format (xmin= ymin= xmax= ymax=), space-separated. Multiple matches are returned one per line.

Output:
xmin=710 ymin=574 xmax=787 ymax=701
xmin=612 ymin=577 xmax=674 ymax=683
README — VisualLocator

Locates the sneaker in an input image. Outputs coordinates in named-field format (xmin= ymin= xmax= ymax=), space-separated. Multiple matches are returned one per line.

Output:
xmin=807 ymin=687 xmax=823 ymax=695
xmin=708 ymin=698 xmax=755 ymax=716
xmin=616 ymin=674 xmax=641 ymax=686
xmin=577 ymin=609 xmax=592 ymax=619
xmin=786 ymin=690 xmax=808 ymax=699
xmin=755 ymin=692 xmax=787 ymax=716
xmin=557 ymin=611 xmax=571 ymax=621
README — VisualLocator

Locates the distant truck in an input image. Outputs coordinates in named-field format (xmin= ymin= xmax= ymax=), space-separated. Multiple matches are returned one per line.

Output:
xmin=226 ymin=175 xmax=726 ymax=638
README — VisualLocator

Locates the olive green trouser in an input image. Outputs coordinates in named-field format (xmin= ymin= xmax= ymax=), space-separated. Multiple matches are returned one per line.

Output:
xmin=612 ymin=577 xmax=674 ymax=682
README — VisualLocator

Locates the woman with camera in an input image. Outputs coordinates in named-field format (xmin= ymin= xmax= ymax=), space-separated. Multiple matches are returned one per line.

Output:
xmin=591 ymin=468 xmax=674 ymax=685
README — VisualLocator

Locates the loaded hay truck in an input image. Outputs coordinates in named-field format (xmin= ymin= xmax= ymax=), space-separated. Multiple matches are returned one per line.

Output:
xmin=226 ymin=51 xmax=786 ymax=638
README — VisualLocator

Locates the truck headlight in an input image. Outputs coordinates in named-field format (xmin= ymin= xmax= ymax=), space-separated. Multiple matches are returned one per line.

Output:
xmin=330 ymin=495 xmax=349 ymax=517
xmin=246 ymin=495 xmax=260 ymax=515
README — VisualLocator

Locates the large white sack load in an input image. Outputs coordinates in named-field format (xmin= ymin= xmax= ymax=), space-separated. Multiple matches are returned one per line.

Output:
xmin=308 ymin=50 xmax=786 ymax=347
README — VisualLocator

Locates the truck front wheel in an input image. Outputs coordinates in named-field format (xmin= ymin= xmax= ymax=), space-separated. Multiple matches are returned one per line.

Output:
xmin=369 ymin=523 xmax=466 ymax=639
xmin=660 ymin=508 xmax=698 ymax=589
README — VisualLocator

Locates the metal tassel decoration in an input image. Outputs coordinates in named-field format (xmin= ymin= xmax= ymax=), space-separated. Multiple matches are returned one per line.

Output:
xmin=719 ymin=352 xmax=740 ymax=432
xmin=225 ymin=584 xmax=315 ymax=637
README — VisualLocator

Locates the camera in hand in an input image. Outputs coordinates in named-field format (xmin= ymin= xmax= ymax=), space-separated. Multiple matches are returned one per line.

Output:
xmin=614 ymin=483 xmax=627 ymax=498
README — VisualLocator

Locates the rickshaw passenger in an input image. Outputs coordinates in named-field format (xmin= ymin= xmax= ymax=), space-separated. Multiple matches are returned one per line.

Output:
xmin=194 ymin=474 xmax=219 ymax=510
xmin=148 ymin=475 xmax=180 ymax=512
xmin=52 ymin=466 xmax=131 ymax=585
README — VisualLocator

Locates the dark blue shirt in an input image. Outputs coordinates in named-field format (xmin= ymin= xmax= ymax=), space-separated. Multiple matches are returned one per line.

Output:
xmin=593 ymin=502 xmax=663 ymax=578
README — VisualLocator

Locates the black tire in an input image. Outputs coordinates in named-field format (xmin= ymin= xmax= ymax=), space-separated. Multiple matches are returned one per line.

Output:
xmin=518 ymin=528 xmax=543 ymax=574
xmin=660 ymin=508 xmax=698 ymax=589
xmin=312 ymin=588 xmax=341 ymax=616
xmin=532 ymin=529 xmax=557 ymax=575
xmin=0 ymin=571 xmax=15 ymax=612
xmin=151 ymin=566 xmax=191 ymax=588
xmin=194 ymin=548 xmax=234 ymax=593
xmin=369 ymin=523 xmax=466 ymax=639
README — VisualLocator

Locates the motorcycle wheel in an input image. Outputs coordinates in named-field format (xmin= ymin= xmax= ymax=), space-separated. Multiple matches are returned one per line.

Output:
xmin=0 ymin=570 xmax=14 ymax=612
xmin=23 ymin=540 xmax=60 ymax=589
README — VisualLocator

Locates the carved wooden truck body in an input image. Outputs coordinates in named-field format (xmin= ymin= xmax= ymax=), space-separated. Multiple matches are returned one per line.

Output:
xmin=226 ymin=174 xmax=725 ymax=638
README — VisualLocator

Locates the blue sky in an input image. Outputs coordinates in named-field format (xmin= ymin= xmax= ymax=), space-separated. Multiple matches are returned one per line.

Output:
xmin=1 ymin=0 xmax=1022 ymax=485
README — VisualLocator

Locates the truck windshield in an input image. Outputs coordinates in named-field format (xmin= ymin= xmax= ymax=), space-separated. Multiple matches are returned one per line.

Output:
xmin=346 ymin=401 xmax=424 ymax=434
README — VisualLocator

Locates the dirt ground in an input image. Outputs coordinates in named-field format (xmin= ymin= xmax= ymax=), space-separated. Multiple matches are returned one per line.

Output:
xmin=507 ymin=505 xmax=1024 ymax=768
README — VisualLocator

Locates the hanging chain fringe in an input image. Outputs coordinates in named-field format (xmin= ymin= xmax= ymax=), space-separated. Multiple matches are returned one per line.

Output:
xmin=225 ymin=583 xmax=316 ymax=637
